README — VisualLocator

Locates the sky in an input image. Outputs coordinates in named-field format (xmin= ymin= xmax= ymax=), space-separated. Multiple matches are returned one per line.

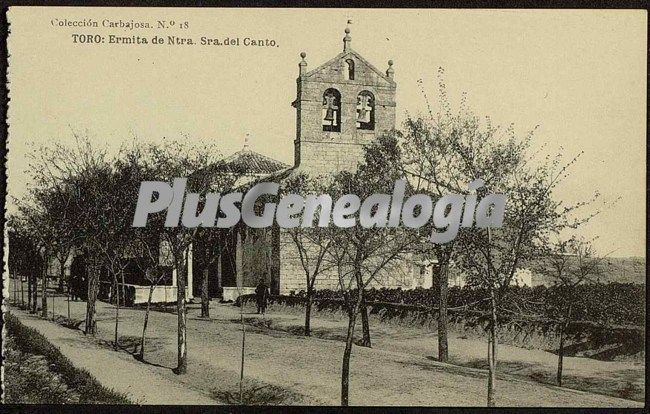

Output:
xmin=6 ymin=8 xmax=647 ymax=257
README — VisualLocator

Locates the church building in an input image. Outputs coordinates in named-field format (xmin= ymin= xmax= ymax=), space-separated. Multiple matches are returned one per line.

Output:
xmin=200 ymin=26 xmax=423 ymax=302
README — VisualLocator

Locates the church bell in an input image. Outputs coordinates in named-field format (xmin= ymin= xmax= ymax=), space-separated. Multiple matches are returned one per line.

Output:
xmin=324 ymin=108 xmax=335 ymax=122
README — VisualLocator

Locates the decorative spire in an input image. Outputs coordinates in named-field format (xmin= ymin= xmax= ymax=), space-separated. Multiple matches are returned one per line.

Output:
xmin=386 ymin=59 xmax=394 ymax=79
xmin=244 ymin=133 xmax=250 ymax=150
xmin=299 ymin=51 xmax=307 ymax=76
xmin=343 ymin=22 xmax=352 ymax=52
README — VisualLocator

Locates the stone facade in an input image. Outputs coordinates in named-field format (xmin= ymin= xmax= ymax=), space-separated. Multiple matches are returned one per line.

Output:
xmin=277 ymin=230 xmax=418 ymax=295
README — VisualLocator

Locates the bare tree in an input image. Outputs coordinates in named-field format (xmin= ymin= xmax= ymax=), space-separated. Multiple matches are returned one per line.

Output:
xmin=15 ymin=196 xmax=57 ymax=319
xmin=7 ymin=216 xmax=40 ymax=310
xmin=26 ymin=133 xmax=112 ymax=335
xmin=282 ymin=172 xmax=335 ymax=336
xmin=193 ymin=228 xmax=222 ymax=318
xmin=323 ymin=133 xmax=419 ymax=406
xmin=446 ymin=110 xmax=603 ymax=406
xmin=535 ymin=238 xmax=605 ymax=386
xmin=53 ymin=145 xmax=132 ymax=344
xmin=140 ymin=139 xmax=232 ymax=374
xmin=399 ymin=74 xmax=507 ymax=363
xmin=137 ymin=265 xmax=166 ymax=360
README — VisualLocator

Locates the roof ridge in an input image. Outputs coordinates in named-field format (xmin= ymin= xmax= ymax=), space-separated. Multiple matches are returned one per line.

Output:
xmin=303 ymin=49 xmax=394 ymax=85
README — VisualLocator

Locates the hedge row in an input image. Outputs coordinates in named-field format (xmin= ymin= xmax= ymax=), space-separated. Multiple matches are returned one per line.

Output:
xmin=240 ymin=282 xmax=644 ymax=328
xmin=4 ymin=313 xmax=131 ymax=404
xmin=307 ymin=283 xmax=645 ymax=326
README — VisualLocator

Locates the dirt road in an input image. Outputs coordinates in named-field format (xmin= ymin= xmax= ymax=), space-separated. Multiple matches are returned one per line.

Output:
xmin=5 ymin=289 xmax=643 ymax=406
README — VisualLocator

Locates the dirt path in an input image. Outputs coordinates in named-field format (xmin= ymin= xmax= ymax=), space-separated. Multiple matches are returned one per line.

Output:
xmin=246 ymin=303 xmax=646 ymax=402
xmin=6 ymin=289 xmax=643 ymax=407
xmin=9 ymin=309 xmax=217 ymax=405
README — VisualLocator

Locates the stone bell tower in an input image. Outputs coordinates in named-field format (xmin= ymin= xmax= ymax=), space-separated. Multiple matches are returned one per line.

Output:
xmin=291 ymin=25 xmax=397 ymax=173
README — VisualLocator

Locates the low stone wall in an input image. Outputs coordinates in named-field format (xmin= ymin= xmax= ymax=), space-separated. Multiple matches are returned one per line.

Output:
xmin=132 ymin=285 xmax=190 ymax=305
xmin=222 ymin=286 xmax=257 ymax=302
xmin=100 ymin=282 xmax=189 ymax=305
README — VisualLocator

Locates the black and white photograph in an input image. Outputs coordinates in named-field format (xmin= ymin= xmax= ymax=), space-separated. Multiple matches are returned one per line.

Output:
xmin=2 ymin=6 xmax=647 ymax=409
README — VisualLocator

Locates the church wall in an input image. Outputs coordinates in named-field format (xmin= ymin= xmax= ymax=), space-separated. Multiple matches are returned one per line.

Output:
xmin=277 ymin=229 xmax=418 ymax=295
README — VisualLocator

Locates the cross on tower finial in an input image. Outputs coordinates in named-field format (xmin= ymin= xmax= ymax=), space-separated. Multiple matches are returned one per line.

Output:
xmin=244 ymin=133 xmax=250 ymax=150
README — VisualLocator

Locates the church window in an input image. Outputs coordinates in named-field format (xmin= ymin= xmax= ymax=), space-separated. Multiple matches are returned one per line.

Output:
xmin=356 ymin=91 xmax=375 ymax=130
xmin=345 ymin=59 xmax=355 ymax=80
xmin=322 ymin=88 xmax=341 ymax=132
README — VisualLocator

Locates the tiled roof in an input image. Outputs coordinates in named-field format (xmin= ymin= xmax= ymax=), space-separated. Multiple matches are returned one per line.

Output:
xmin=215 ymin=149 xmax=290 ymax=176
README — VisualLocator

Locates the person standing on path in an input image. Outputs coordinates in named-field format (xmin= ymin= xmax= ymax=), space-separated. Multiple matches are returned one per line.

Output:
xmin=255 ymin=277 xmax=270 ymax=315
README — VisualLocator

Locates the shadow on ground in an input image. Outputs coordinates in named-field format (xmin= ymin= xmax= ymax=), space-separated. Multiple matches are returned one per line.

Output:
xmin=463 ymin=357 xmax=644 ymax=402
xmin=212 ymin=382 xmax=306 ymax=405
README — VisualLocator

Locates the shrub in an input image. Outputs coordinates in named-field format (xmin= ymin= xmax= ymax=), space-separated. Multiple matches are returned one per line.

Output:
xmin=273 ymin=282 xmax=644 ymax=326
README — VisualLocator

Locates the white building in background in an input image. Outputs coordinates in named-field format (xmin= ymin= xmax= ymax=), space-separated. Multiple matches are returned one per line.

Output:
xmin=512 ymin=268 xmax=533 ymax=287
xmin=47 ymin=253 xmax=73 ymax=287
xmin=410 ymin=259 xmax=438 ymax=289
xmin=447 ymin=262 xmax=534 ymax=288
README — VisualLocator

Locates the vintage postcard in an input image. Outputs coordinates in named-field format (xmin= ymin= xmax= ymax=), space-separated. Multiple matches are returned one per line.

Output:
xmin=2 ymin=6 xmax=647 ymax=410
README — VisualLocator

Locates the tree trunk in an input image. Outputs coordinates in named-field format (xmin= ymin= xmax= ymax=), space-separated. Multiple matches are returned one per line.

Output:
xmin=343 ymin=254 xmax=365 ymax=405
xmin=59 ymin=261 xmax=65 ymax=292
xmin=67 ymin=278 xmax=71 ymax=321
xmin=175 ymin=253 xmax=188 ymax=374
xmin=438 ymin=262 xmax=449 ymax=362
xmin=26 ymin=272 xmax=31 ymax=309
xmin=41 ymin=261 xmax=48 ymax=318
xmin=557 ymin=323 xmax=565 ymax=387
xmin=85 ymin=262 xmax=99 ymax=335
xmin=139 ymin=284 xmax=156 ymax=360
xmin=487 ymin=286 xmax=498 ymax=407
xmin=304 ymin=288 xmax=312 ymax=336
xmin=354 ymin=263 xmax=371 ymax=348
xmin=239 ymin=312 xmax=246 ymax=404
xmin=121 ymin=277 xmax=126 ymax=306
xmin=557 ymin=304 xmax=572 ymax=387
xmin=201 ymin=267 xmax=210 ymax=318
xmin=113 ymin=274 xmax=121 ymax=350
xmin=341 ymin=304 xmax=359 ymax=406
xmin=359 ymin=295 xmax=371 ymax=348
